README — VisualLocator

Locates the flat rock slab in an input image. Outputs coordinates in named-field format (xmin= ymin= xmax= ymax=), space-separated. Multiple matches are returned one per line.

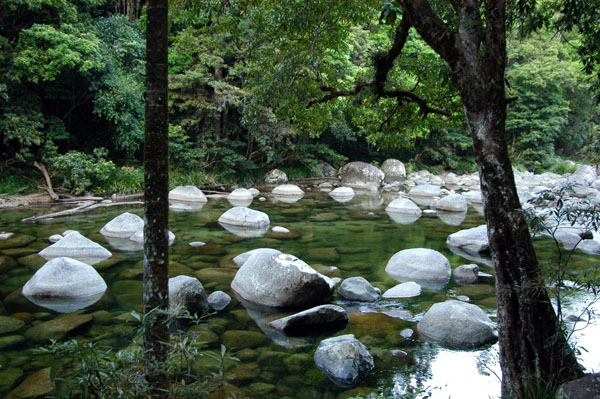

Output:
xmin=25 ymin=314 xmax=93 ymax=343
xmin=8 ymin=367 xmax=54 ymax=399
xmin=269 ymin=305 xmax=349 ymax=332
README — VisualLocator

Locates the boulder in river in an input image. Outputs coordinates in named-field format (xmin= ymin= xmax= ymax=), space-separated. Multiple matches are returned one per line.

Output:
xmin=417 ymin=300 xmax=497 ymax=348
xmin=231 ymin=251 xmax=334 ymax=308
xmin=313 ymin=334 xmax=374 ymax=388
xmin=385 ymin=248 xmax=451 ymax=290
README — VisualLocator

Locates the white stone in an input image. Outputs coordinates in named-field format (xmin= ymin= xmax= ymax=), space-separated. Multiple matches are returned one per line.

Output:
xmin=435 ymin=194 xmax=468 ymax=212
xmin=99 ymin=212 xmax=144 ymax=238
xmin=168 ymin=185 xmax=208 ymax=203
xmin=385 ymin=198 xmax=422 ymax=216
xmin=49 ymin=234 xmax=63 ymax=243
xmin=382 ymin=281 xmax=422 ymax=298
xmin=385 ymin=248 xmax=451 ymax=290
xmin=38 ymin=232 xmax=111 ymax=263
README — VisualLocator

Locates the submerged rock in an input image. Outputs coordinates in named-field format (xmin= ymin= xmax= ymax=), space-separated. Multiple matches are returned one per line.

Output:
xmin=385 ymin=248 xmax=451 ymax=290
xmin=231 ymin=251 xmax=334 ymax=308
xmin=417 ymin=300 xmax=497 ymax=348
xmin=208 ymin=290 xmax=231 ymax=311
xmin=313 ymin=334 xmax=374 ymax=388
xmin=8 ymin=367 xmax=54 ymax=399
xmin=25 ymin=314 xmax=93 ymax=343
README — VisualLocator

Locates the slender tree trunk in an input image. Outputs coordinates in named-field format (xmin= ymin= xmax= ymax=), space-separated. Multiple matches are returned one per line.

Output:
xmin=143 ymin=0 xmax=169 ymax=396
xmin=401 ymin=1 xmax=583 ymax=397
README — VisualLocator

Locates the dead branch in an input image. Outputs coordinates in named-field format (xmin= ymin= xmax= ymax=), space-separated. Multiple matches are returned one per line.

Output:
xmin=32 ymin=161 xmax=59 ymax=201
xmin=21 ymin=201 xmax=143 ymax=222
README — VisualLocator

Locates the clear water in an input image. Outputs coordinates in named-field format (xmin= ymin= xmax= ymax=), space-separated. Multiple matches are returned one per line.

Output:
xmin=0 ymin=191 xmax=598 ymax=398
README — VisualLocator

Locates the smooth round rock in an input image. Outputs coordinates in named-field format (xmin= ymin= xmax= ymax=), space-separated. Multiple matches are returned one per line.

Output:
xmin=338 ymin=162 xmax=385 ymax=191
xmin=99 ymin=212 xmax=144 ymax=238
xmin=313 ymin=334 xmax=374 ymax=388
xmin=337 ymin=277 xmax=380 ymax=302
xmin=169 ymin=185 xmax=207 ymax=202
xmin=382 ymin=281 xmax=422 ymax=298
xmin=385 ymin=198 xmax=422 ymax=215
xmin=169 ymin=275 xmax=208 ymax=316
xmin=417 ymin=300 xmax=497 ymax=348
xmin=38 ymin=232 xmax=111 ymax=263
xmin=208 ymin=290 xmax=231 ymax=311
xmin=231 ymin=252 xmax=334 ymax=308
xmin=218 ymin=207 xmax=270 ymax=229
xmin=436 ymin=194 xmax=468 ymax=212
xmin=446 ymin=225 xmax=490 ymax=256
xmin=385 ymin=248 xmax=451 ymax=290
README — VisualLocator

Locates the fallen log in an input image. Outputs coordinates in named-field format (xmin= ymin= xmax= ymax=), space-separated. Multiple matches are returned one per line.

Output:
xmin=21 ymin=201 xmax=143 ymax=222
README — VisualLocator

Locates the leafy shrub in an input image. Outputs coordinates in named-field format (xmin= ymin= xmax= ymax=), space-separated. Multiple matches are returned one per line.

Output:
xmin=50 ymin=148 xmax=117 ymax=195
xmin=548 ymin=159 xmax=577 ymax=175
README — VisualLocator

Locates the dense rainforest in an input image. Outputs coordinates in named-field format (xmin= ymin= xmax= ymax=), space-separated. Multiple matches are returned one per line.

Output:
xmin=0 ymin=0 xmax=598 ymax=197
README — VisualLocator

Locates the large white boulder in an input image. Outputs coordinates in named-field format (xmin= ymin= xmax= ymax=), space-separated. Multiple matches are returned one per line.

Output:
xmin=168 ymin=185 xmax=208 ymax=203
xmin=446 ymin=224 xmax=490 ymax=256
xmin=382 ymin=281 xmax=422 ymax=298
xmin=338 ymin=162 xmax=384 ymax=191
xmin=313 ymin=334 xmax=374 ymax=388
xmin=417 ymin=300 xmax=497 ymax=348
xmin=272 ymin=184 xmax=304 ymax=197
xmin=231 ymin=251 xmax=334 ymax=308
xmin=233 ymin=248 xmax=282 ymax=267
xmin=409 ymin=184 xmax=443 ymax=197
xmin=385 ymin=248 xmax=451 ymax=290
xmin=38 ymin=232 xmax=111 ymax=264
xmin=227 ymin=188 xmax=254 ymax=207
xmin=381 ymin=159 xmax=406 ymax=183
xmin=217 ymin=207 xmax=270 ymax=229
xmin=99 ymin=212 xmax=144 ymax=238
xmin=329 ymin=187 xmax=355 ymax=202
xmin=435 ymin=194 xmax=468 ymax=212
xmin=22 ymin=257 xmax=107 ymax=312
xmin=385 ymin=198 xmax=422 ymax=216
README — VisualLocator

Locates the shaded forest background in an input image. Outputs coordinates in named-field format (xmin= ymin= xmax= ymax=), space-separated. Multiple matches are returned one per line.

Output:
xmin=0 ymin=0 xmax=598 ymax=195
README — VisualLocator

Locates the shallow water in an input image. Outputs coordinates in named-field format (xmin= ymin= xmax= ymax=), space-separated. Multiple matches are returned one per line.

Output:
xmin=0 ymin=191 xmax=598 ymax=398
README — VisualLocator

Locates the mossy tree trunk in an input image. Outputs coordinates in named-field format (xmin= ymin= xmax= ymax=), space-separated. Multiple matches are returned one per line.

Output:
xmin=143 ymin=0 xmax=169 ymax=396
xmin=400 ymin=0 xmax=584 ymax=397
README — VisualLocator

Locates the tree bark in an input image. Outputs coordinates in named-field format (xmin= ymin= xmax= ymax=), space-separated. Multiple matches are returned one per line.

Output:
xmin=143 ymin=0 xmax=170 ymax=396
xmin=401 ymin=0 xmax=584 ymax=397
xmin=32 ymin=161 xmax=59 ymax=201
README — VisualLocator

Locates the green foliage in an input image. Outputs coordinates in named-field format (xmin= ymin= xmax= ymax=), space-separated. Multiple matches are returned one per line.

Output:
xmin=0 ymin=167 xmax=38 ymax=195
xmin=548 ymin=159 xmax=578 ymax=175
xmin=92 ymin=15 xmax=146 ymax=158
xmin=50 ymin=148 xmax=117 ymax=195
xmin=40 ymin=310 xmax=241 ymax=399
xmin=169 ymin=168 xmax=217 ymax=189
xmin=506 ymin=30 xmax=600 ymax=172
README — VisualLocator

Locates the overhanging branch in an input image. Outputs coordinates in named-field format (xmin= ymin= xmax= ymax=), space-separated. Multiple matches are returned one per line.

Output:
xmin=306 ymin=13 xmax=449 ymax=118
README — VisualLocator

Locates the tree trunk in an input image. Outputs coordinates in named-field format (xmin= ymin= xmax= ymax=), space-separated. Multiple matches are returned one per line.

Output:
xmin=143 ymin=0 xmax=170 ymax=396
xmin=401 ymin=0 xmax=584 ymax=397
